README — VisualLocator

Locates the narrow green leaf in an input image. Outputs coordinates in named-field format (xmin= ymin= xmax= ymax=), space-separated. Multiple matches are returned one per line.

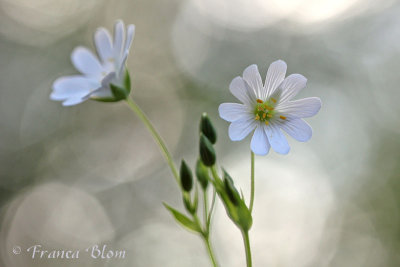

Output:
xmin=163 ymin=203 xmax=200 ymax=233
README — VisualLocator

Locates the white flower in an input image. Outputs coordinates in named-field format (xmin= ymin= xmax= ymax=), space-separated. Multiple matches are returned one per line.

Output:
xmin=219 ymin=60 xmax=321 ymax=155
xmin=50 ymin=20 xmax=135 ymax=106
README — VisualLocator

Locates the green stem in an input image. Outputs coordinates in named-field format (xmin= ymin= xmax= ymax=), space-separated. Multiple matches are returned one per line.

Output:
xmin=203 ymin=235 xmax=218 ymax=267
xmin=241 ymin=230 xmax=252 ymax=267
xmin=203 ymin=190 xmax=209 ymax=227
xmin=125 ymin=97 xmax=179 ymax=183
xmin=249 ymin=151 xmax=255 ymax=213
xmin=193 ymin=214 xmax=219 ymax=267
xmin=207 ymin=188 xmax=216 ymax=228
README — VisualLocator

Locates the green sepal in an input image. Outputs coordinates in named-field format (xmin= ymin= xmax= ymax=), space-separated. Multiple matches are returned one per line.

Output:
xmin=124 ymin=69 xmax=131 ymax=94
xmin=211 ymin=168 xmax=253 ymax=232
xmin=180 ymin=160 xmax=193 ymax=192
xmin=223 ymin=170 xmax=241 ymax=206
xmin=110 ymin=83 xmax=128 ymax=101
xmin=91 ymin=97 xmax=120 ymax=103
xmin=200 ymin=113 xmax=217 ymax=144
xmin=199 ymin=134 xmax=216 ymax=167
xmin=163 ymin=203 xmax=200 ymax=233
xmin=195 ymin=159 xmax=209 ymax=190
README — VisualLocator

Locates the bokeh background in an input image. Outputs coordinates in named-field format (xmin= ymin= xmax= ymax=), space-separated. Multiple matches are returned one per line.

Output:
xmin=1 ymin=0 xmax=400 ymax=266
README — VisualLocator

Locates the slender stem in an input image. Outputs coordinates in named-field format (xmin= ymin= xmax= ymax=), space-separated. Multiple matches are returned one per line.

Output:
xmin=207 ymin=188 xmax=216 ymax=228
xmin=193 ymin=214 xmax=219 ymax=267
xmin=125 ymin=97 xmax=179 ymax=183
xmin=203 ymin=190 xmax=209 ymax=227
xmin=249 ymin=151 xmax=255 ymax=213
xmin=203 ymin=235 xmax=218 ymax=267
xmin=241 ymin=230 xmax=252 ymax=267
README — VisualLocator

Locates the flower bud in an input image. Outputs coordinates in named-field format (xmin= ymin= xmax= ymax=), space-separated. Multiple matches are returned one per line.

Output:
xmin=195 ymin=159 xmax=209 ymax=190
xmin=223 ymin=170 xmax=240 ymax=206
xmin=200 ymin=113 xmax=217 ymax=144
xmin=180 ymin=160 xmax=193 ymax=192
xmin=199 ymin=134 xmax=216 ymax=166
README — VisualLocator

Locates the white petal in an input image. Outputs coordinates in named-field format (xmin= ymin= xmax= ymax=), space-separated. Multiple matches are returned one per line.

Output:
xmin=251 ymin=125 xmax=270 ymax=155
xmin=264 ymin=60 xmax=287 ymax=99
xmin=229 ymin=76 xmax=256 ymax=106
xmin=51 ymin=76 xmax=98 ymax=100
xmin=113 ymin=20 xmax=125 ymax=61
xmin=62 ymin=97 xmax=87 ymax=106
xmin=277 ymin=97 xmax=322 ymax=118
xmin=277 ymin=74 xmax=307 ymax=103
xmin=219 ymin=103 xmax=250 ymax=122
xmin=243 ymin=64 xmax=263 ymax=99
xmin=124 ymin=24 xmax=135 ymax=54
xmin=228 ymin=117 xmax=257 ymax=141
xmin=94 ymin=28 xmax=113 ymax=63
xmin=71 ymin=47 xmax=103 ymax=76
xmin=265 ymin=124 xmax=290 ymax=154
xmin=279 ymin=118 xmax=312 ymax=142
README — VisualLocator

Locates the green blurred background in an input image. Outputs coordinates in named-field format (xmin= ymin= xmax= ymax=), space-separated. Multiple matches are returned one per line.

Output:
xmin=1 ymin=0 xmax=400 ymax=266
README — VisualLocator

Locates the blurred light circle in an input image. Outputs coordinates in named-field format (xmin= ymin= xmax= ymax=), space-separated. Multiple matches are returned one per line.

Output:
xmin=184 ymin=0 xmax=385 ymax=31
xmin=1 ymin=183 xmax=114 ymax=267
xmin=119 ymin=222 xmax=209 ymax=266
xmin=0 ymin=0 xmax=103 ymax=46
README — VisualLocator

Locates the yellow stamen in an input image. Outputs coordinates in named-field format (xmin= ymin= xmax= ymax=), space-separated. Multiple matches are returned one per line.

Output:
xmin=280 ymin=115 xmax=287 ymax=120
xmin=255 ymin=114 xmax=260 ymax=120
xmin=267 ymin=114 xmax=273 ymax=118
xmin=271 ymin=98 xmax=277 ymax=103
xmin=257 ymin=106 xmax=264 ymax=111
xmin=262 ymin=113 xmax=266 ymax=119
xmin=256 ymin=99 xmax=263 ymax=103
xmin=265 ymin=121 xmax=269 ymax=125
xmin=265 ymin=106 xmax=274 ymax=111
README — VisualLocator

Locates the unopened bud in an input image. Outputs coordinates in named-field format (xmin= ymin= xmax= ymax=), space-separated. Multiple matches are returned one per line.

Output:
xmin=200 ymin=113 xmax=217 ymax=144
xmin=199 ymin=134 xmax=216 ymax=166
xmin=180 ymin=160 xmax=193 ymax=192
xmin=195 ymin=159 xmax=209 ymax=190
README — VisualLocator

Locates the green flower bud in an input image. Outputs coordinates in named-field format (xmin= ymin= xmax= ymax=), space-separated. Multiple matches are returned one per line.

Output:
xmin=195 ymin=159 xmax=209 ymax=190
xmin=223 ymin=170 xmax=240 ymax=206
xmin=200 ymin=113 xmax=217 ymax=144
xmin=199 ymin=134 xmax=216 ymax=166
xmin=180 ymin=160 xmax=193 ymax=192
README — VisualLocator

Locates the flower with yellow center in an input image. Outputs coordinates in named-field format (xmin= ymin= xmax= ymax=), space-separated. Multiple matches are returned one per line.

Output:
xmin=218 ymin=60 xmax=321 ymax=155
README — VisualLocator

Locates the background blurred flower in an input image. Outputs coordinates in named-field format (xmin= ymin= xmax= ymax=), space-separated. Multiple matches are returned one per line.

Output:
xmin=50 ymin=20 xmax=135 ymax=106
xmin=219 ymin=60 xmax=321 ymax=155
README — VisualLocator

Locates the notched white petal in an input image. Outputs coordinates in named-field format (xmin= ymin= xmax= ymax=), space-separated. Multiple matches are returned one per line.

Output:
xmin=277 ymin=74 xmax=307 ymax=103
xmin=229 ymin=76 xmax=256 ymax=106
xmin=71 ymin=46 xmax=103 ymax=76
xmin=277 ymin=97 xmax=322 ymax=118
xmin=113 ymin=20 xmax=125 ymax=61
xmin=251 ymin=125 xmax=270 ymax=155
xmin=219 ymin=103 xmax=250 ymax=122
xmin=265 ymin=124 xmax=290 ymax=154
xmin=265 ymin=60 xmax=287 ymax=99
xmin=279 ymin=118 xmax=312 ymax=142
xmin=243 ymin=64 xmax=263 ymax=99
xmin=228 ymin=117 xmax=256 ymax=141
xmin=124 ymin=24 xmax=135 ymax=53
xmin=94 ymin=28 xmax=113 ymax=63
xmin=62 ymin=96 xmax=86 ymax=106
